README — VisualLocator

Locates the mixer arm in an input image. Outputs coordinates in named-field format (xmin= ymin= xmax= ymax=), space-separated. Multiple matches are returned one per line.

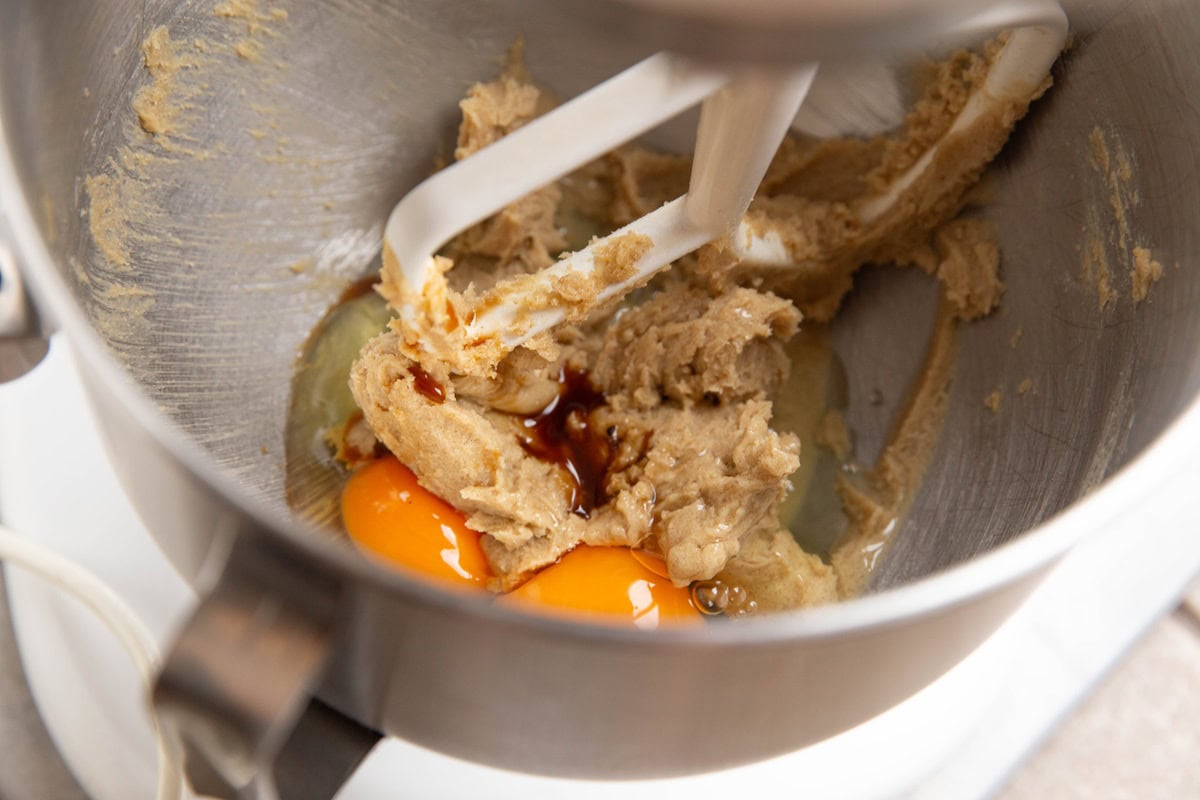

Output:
xmin=154 ymin=533 xmax=378 ymax=800
xmin=0 ymin=218 xmax=50 ymax=382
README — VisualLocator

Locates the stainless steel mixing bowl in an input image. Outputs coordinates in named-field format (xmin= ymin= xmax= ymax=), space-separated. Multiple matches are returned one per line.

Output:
xmin=2 ymin=0 xmax=1198 ymax=796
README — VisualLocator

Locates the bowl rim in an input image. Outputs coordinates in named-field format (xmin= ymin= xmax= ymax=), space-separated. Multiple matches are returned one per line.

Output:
xmin=2 ymin=112 xmax=1197 ymax=649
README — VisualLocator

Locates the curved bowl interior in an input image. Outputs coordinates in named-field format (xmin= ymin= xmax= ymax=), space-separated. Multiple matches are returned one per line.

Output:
xmin=1 ymin=0 xmax=1198 ymax=597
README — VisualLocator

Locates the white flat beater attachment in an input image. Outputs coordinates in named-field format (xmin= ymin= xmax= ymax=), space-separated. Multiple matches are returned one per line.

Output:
xmin=383 ymin=0 xmax=1067 ymax=370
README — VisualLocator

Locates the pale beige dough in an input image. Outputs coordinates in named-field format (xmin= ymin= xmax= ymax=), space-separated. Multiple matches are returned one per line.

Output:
xmin=352 ymin=283 xmax=804 ymax=590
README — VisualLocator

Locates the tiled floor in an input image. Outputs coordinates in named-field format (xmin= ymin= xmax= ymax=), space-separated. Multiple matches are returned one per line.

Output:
xmin=998 ymin=581 xmax=1200 ymax=800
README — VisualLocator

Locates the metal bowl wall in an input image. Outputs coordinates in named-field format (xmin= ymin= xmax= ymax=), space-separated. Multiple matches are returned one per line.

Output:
xmin=1 ymin=0 xmax=1198 ymax=782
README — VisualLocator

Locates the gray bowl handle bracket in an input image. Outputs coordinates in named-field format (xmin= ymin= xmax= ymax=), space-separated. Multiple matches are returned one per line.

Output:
xmin=154 ymin=534 xmax=380 ymax=800
xmin=0 ymin=226 xmax=50 ymax=382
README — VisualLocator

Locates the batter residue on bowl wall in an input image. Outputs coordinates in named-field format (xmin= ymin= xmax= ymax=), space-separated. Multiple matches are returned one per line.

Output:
xmin=81 ymin=3 xmax=294 ymax=362
xmin=1083 ymin=126 xmax=1165 ymax=308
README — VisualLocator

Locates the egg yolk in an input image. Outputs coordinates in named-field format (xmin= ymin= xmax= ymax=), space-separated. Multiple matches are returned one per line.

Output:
xmin=343 ymin=457 xmax=700 ymax=628
xmin=342 ymin=456 xmax=490 ymax=589
xmin=499 ymin=545 xmax=700 ymax=629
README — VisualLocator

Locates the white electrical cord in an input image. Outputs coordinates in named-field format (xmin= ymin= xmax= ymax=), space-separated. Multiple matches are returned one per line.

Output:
xmin=0 ymin=522 xmax=185 ymax=800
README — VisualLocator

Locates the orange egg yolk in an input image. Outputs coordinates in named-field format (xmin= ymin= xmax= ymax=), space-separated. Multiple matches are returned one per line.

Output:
xmin=499 ymin=545 xmax=700 ymax=629
xmin=342 ymin=456 xmax=490 ymax=589
xmin=343 ymin=457 xmax=701 ymax=628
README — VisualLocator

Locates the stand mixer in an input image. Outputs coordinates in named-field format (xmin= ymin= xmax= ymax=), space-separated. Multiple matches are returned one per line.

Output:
xmin=7 ymin=1 xmax=1200 ymax=799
